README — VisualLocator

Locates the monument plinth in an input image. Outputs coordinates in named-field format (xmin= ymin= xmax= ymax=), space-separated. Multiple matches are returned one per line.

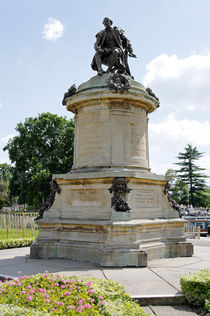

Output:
xmin=30 ymin=73 xmax=193 ymax=266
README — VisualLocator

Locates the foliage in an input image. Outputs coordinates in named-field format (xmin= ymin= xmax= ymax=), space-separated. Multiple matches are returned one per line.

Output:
xmin=0 ymin=238 xmax=35 ymax=249
xmin=0 ymin=164 xmax=12 ymax=182
xmin=0 ymin=273 xmax=147 ymax=316
xmin=0 ymin=304 xmax=49 ymax=315
xmin=175 ymin=144 xmax=208 ymax=207
xmin=165 ymin=169 xmax=189 ymax=205
xmin=0 ymin=164 xmax=12 ymax=209
xmin=180 ymin=269 xmax=210 ymax=307
xmin=4 ymin=113 xmax=75 ymax=209
xmin=204 ymin=299 xmax=210 ymax=312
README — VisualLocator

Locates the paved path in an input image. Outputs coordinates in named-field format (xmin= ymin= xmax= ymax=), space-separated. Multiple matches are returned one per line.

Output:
xmin=1 ymin=238 xmax=209 ymax=315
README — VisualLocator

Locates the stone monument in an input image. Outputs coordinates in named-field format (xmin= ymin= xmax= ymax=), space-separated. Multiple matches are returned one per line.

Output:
xmin=30 ymin=18 xmax=193 ymax=266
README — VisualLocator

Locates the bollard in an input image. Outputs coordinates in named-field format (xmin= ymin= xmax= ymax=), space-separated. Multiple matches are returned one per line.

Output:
xmin=198 ymin=226 xmax=200 ymax=239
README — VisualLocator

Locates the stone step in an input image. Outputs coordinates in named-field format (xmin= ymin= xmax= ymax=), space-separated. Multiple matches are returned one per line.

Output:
xmin=132 ymin=293 xmax=186 ymax=306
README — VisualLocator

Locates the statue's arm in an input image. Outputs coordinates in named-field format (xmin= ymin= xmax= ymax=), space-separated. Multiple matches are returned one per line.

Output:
xmin=117 ymin=27 xmax=137 ymax=58
xmin=94 ymin=31 xmax=103 ymax=52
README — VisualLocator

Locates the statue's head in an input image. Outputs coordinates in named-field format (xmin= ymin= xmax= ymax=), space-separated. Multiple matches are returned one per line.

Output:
xmin=103 ymin=17 xmax=113 ymax=27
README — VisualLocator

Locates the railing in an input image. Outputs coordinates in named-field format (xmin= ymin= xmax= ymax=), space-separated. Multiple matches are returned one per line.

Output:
xmin=184 ymin=222 xmax=198 ymax=233
xmin=0 ymin=213 xmax=38 ymax=240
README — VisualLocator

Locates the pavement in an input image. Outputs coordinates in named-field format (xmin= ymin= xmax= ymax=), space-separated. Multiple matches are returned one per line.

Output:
xmin=1 ymin=238 xmax=210 ymax=315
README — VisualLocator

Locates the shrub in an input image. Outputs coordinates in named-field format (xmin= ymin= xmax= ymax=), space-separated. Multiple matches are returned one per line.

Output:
xmin=0 ymin=304 xmax=49 ymax=315
xmin=180 ymin=269 xmax=210 ymax=307
xmin=0 ymin=273 xmax=147 ymax=315
xmin=204 ymin=299 xmax=210 ymax=312
xmin=0 ymin=238 xmax=34 ymax=249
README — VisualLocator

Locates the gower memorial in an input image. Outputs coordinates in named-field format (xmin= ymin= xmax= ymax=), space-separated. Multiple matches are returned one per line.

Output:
xmin=30 ymin=18 xmax=193 ymax=266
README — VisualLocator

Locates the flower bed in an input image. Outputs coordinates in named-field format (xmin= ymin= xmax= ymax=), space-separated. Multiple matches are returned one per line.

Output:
xmin=0 ymin=272 xmax=147 ymax=315
xmin=180 ymin=269 xmax=210 ymax=311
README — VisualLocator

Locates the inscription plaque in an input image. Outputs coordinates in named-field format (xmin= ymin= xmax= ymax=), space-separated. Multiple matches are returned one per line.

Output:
xmin=134 ymin=190 xmax=158 ymax=208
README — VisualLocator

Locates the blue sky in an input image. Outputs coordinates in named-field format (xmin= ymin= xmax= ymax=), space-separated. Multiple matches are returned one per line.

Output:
xmin=1 ymin=0 xmax=210 ymax=184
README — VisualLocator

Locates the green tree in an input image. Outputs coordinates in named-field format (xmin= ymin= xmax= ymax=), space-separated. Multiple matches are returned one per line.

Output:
xmin=175 ymin=144 xmax=208 ymax=207
xmin=0 ymin=164 xmax=11 ymax=209
xmin=165 ymin=168 xmax=189 ymax=205
xmin=4 ymin=113 xmax=74 ymax=208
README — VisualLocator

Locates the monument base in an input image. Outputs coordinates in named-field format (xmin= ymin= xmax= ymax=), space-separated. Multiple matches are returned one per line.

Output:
xmin=30 ymin=170 xmax=193 ymax=267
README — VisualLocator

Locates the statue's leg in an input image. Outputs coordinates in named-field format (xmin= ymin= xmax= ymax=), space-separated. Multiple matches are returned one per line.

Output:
xmin=106 ymin=49 xmax=119 ymax=73
xmin=95 ymin=52 xmax=104 ymax=75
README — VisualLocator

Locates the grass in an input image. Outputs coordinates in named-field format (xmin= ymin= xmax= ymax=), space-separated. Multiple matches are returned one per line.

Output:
xmin=0 ymin=228 xmax=38 ymax=240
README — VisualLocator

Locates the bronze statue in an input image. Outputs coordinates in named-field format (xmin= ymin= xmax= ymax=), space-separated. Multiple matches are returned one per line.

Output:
xmin=35 ymin=180 xmax=61 ymax=221
xmin=91 ymin=17 xmax=136 ymax=77
xmin=108 ymin=178 xmax=131 ymax=212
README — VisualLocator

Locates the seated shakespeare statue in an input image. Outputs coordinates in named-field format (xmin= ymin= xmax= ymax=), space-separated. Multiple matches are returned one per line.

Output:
xmin=91 ymin=17 xmax=136 ymax=76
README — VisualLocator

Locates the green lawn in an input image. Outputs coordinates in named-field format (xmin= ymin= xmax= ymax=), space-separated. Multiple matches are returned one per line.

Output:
xmin=0 ymin=228 xmax=38 ymax=240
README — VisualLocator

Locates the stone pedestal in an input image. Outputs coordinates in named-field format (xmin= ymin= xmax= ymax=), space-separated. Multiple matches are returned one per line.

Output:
xmin=30 ymin=74 xmax=193 ymax=266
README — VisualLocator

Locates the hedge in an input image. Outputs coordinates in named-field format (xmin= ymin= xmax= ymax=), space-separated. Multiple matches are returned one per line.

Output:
xmin=180 ymin=269 xmax=210 ymax=307
xmin=0 ymin=238 xmax=34 ymax=249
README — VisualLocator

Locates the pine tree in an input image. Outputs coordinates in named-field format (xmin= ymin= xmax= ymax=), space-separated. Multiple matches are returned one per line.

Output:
xmin=175 ymin=144 xmax=208 ymax=207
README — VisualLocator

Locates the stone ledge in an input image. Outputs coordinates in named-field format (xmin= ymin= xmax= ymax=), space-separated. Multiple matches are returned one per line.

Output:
xmin=132 ymin=293 xmax=186 ymax=306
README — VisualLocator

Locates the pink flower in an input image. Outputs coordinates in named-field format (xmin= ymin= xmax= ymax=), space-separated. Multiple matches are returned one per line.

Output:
xmin=20 ymin=291 xmax=26 ymax=295
xmin=27 ymin=296 xmax=33 ymax=301
xmin=55 ymin=301 xmax=60 ymax=306
xmin=51 ymin=290 xmax=54 ymax=293
xmin=65 ymin=291 xmax=71 ymax=296
xmin=68 ymin=279 xmax=73 ymax=284
xmin=29 ymin=289 xmax=35 ymax=295
xmin=76 ymin=306 xmax=84 ymax=312
xmin=35 ymin=282 xmax=40 ymax=286
xmin=50 ymin=273 xmax=54 ymax=276
xmin=54 ymin=282 xmax=59 ymax=287
xmin=98 ymin=296 xmax=103 ymax=300
xmin=38 ymin=288 xmax=44 ymax=293
xmin=27 ymin=285 xmax=32 ymax=289
xmin=44 ymin=299 xmax=50 ymax=303
xmin=51 ymin=308 xmax=56 ymax=312
xmin=100 ymin=300 xmax=105 ymax=305
xmin=88 ymin=289 xmax=94 ymax=294
xmin=18 ymin=271 xmax=22 ymax=274
xmin=45 ymin=270 xmax=49 ymax=274
xmin=56 ymin=274 xmax=61 ymax=278
xmin=77 ymin=286 xmax=81 ymax=290
xmin=43 ymin=274 xmax=48 ymax=278
xmin=7 ymin=282 xmax=14 ymax=286
xmin=90 ymin=299 xmax=95 ymax=302
xmin=4 ymin=276 xmax=8 ymax=280
xmin=61 ymin=279 xmax=66 ymax=283
xmin=60 ymin=285 xmax=65 ymax=289
xmin=1 ymin=289 xmax=6 ymax=292
xmin=87 ymin=281 xmax=92 ymax=286
xmin=16 ymin=282 xmax=22 ymax=287
xmin=50 ymin=278 xmax=54 ymax=282
xmin=67 ymin=305 xmax=75 ymax=309
xmin=84 ymin=303 xmax=91 ymax=309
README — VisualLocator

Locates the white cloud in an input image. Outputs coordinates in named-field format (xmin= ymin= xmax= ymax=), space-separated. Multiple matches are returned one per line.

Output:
xmin=149 ymin=114 xmax=210 ymax=146
xmin=42 ymin=18 xmax=64 ymax=41
xmin=148 ymin=115 xmax=210 ymax=184
xmin=143 ymin=53 xmax=210 ymax=111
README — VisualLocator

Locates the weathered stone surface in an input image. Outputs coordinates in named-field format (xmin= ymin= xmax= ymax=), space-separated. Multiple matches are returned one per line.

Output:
xmin=30 ymin=74 xmax=193 ymax=266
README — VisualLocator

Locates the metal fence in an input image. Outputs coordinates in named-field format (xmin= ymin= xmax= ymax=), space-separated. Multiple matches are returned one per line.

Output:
xmin=0 ymin=213 xmax=38 ymax=240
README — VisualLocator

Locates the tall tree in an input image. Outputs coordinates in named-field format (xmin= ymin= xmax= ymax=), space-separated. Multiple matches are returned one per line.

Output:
xmin=4 ymin=113 xmax=74 ymax=208
xmin=0 ymin=164 xmax=11 ymax=209
xmin=175 ymin=144 xmax=208 ymax=207
xmin=165 ymin=169 xmax=189 ymax=205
